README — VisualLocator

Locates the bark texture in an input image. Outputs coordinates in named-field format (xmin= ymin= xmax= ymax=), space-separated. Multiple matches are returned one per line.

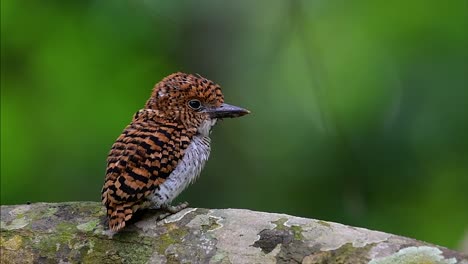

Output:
xmin=1 ymin=202 xmax=467 ymax=264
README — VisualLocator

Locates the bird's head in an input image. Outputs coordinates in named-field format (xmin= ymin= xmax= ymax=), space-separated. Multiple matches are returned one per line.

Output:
xmin=145 ymin=72 xmax=249 ymax=135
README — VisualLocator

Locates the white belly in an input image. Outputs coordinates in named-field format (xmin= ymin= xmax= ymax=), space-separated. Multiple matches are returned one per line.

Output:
xmin=150 ymin=135 xmax=211 ymax=206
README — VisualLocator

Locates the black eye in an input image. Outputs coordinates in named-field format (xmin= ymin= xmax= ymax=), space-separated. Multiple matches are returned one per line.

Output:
xmin=188 ymin=99 xmax=202 ymax=110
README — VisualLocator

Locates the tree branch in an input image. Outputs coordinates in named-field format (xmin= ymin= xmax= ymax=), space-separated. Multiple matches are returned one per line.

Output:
xmin=1 ymin=202 xmax=466 ymax=263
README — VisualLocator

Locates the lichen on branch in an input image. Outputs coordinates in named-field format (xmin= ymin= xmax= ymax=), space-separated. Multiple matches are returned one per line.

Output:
xmin=1 ymin=202 xmax=466 ymax=263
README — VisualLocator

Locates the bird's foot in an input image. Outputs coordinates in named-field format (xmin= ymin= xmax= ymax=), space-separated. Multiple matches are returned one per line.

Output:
xmin=155 ymin=202 xmax=189 ymax=221
xmin=163 ymin=201 xmax=189 ymax=213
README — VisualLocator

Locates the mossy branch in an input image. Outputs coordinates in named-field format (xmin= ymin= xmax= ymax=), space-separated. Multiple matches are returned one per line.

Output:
xmin=1 ymin=202 xmax=466 ymax=263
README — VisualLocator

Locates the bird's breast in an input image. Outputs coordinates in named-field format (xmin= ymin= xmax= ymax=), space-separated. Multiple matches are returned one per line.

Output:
xmin=151 ymin=135 xmax=211 ymax=206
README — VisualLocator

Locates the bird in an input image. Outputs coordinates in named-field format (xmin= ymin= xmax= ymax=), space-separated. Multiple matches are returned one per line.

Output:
xmin=101 ymin=72 xmax=250 ymax=231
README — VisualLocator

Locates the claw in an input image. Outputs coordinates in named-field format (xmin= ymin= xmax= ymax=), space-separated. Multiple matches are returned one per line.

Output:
xmin=155 ymin=212 xmax=172 ymax=221
xmin=155 ymin=202 xmax=190 ymax=221
xmin=162 ymin=201 xmax=189 ymax=213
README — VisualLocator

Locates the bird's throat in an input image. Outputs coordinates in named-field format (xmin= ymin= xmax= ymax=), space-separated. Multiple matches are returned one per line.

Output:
xmin=197 ymin=118 xmax=217 ymax=137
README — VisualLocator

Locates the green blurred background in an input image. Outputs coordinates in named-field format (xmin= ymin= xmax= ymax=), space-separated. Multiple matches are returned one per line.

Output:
xmin=1 ymin=0 xmax=467 ymax=250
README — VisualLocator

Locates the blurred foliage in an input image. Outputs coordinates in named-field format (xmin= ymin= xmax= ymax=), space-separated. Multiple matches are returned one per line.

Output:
xmin=1 ymin=0 xmax=467 ymax=249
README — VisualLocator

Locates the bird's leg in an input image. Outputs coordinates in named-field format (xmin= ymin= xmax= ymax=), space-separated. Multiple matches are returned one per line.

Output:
xmin=163 ymin=201 xmax=189 ymax=213
xmin=155 ymin=212 xmax=172 ymax=221
xmin=155 ymin=202 xmax=189 ymax=221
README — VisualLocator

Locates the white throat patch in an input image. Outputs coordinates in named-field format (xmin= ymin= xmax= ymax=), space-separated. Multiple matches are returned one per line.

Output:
xmin=197 ymin=118 xmax=217 ymax=137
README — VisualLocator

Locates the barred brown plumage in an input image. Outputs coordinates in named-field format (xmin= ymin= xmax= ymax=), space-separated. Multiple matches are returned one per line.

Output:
xmin=101 ymin=72 xmax=249 ymax=231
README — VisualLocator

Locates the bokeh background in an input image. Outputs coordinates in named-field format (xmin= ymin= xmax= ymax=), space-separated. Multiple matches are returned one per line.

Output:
xmin=2 ymin=0 xmax=467 ymax=250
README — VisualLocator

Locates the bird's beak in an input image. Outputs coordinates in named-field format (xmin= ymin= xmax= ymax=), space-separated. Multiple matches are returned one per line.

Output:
xmin=204 ymin=103 xmax=250 ymax=119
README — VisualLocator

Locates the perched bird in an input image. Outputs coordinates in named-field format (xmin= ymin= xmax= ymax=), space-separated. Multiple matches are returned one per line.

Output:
xmin=101 ymin=72 xmax=249 ymax=231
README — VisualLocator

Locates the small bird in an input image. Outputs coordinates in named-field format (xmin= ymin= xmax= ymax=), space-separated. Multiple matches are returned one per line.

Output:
xmin=101 ymin=72 xmax=249 ymax=231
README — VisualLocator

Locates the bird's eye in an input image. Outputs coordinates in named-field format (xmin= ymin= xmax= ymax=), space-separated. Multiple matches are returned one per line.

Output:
xmin=188 ymin=99 xmax=202 ymax=110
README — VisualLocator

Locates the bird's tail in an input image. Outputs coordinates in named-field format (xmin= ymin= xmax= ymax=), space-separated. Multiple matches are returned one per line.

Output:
xmin=107 ymin=203 xmax=134 ymax=232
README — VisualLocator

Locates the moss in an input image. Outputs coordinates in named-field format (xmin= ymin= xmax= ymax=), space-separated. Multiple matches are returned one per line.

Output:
xmin=113 ymin=229 xmax=148 ymax=243
xmin=82 ymin=235 xmax=153 ymax=264
xmin=291 ymin=225 xmax=304 ymax=240
xmin=317 ymin=220 xmax=331 ymax=228
xmin=41 ymin=206 xmax=58 ymax=218
xmin=20 ymin=205 xmax=54 ymax=222
xmin=155 ymin=224 xmax=189 ymax=255
xmin=272 ymin=218 xmax=288 ymax=230
xmin=81 ymin=238 xmax=123 ymax=264
xmin=0 ymin=230 xmax=22 ymax=243
xmin=7 ymin=205 xmax=32 ymax=219
xmin=1 ymin=235 xmax=22 ymax=250
xmin=27 ymin=222 xmax=154 ymax=264
xmin=254 ymin=218 xmax=306 ymax=255
xmin=0 ymin=234 xmax=35 ymax=264
xmin=201 ymin=217 xmax=221 ymax=232
xmin=92 ymin=208 xmax=106 ymax=218
xmin=156 ymin=232 xmax=181 ymax=255
xmin=35 ymin=222 xmax=77 ymax=260
xmin=301 ymin=242 xmax=374 ymax=264
xmin=335 ymin=243 xmax=374 ymax=263
xmin=56 ymin=222 xmax=77 ymax=237
xmin=76 ymin=202 xmax=105 ymax=217
xmin=1 ymin=217 xmax=29 ymax=230
xmin=271 ymin=218 xmax=303 ymax=240
xmin=2 ymin=221 xmax=89 ymax=263
xmin=76 ymin=219 xmax=100 ymax=232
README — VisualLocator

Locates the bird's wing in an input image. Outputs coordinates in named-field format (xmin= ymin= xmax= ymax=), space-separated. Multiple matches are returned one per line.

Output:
xmin=101 ymin=110 xmax=193 ymax=230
